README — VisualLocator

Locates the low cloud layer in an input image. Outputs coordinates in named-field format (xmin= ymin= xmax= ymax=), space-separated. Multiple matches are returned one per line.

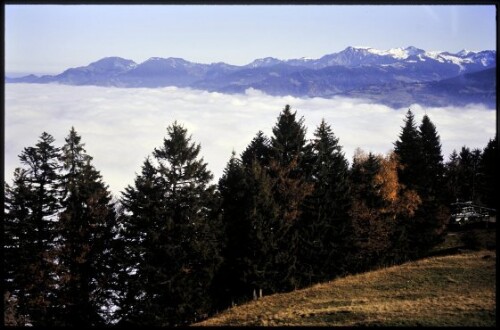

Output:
xmin=5 ymin=83 xmax=496 ymax=197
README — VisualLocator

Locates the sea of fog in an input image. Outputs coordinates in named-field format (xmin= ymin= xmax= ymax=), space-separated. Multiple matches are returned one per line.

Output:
xmin=4 ymin=83 xmax=496 ymax=197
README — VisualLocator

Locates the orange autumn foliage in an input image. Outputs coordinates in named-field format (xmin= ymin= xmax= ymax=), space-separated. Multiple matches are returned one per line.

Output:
xmin=373 ymin=152 xmax=421 ymax=218
xmin=350 ymin=150 xmax=422 ymax=268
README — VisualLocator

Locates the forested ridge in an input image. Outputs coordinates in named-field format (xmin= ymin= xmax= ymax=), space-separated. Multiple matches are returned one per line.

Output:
xmin=3 ymin=105 xmax=497 ymax=326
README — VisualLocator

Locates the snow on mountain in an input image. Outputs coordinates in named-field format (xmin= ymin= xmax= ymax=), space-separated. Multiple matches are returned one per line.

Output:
xmin=145 ymin=57 xmax=164 ymax=62
xmin=365 ymin=46 xmax=425 ymax=59
xmin=368 ymin=47 xmax=408 ymax=59
xmin=310 ymin=45 xmax=477 ymax=68
xmin=313 ymin=46 xmax=396 ymax=68
xmin=436 ymin=53 xmax=469 ymax=71
xmin=470 ymin=51 xmax=496 ymax=67
xmin=354 ymin=46 xmax=496 ymax=73
xmin=245 ymin=57 xmax=284 ymax=68
xmin=456 ymin=49 xmax=474 ymax=57
xmin=5 ymin=46 xmax=495 ymax=108
xmin=366 ymin=46 xmax=440 ymax=61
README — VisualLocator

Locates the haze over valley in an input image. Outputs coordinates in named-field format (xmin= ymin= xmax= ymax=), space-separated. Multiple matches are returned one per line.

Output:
xmin=4 ymin=82 xmax=495 ymax=196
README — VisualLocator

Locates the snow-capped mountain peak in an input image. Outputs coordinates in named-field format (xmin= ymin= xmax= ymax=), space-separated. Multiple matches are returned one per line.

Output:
xmin=342 ymin=46 xmax=375 ymax=55
xmin=246 ymin=57 xmax=283 ymax=68
xmin=363 ymin=46 xmax=425 ymax=60
xmin=145 ymin=57 xmax=164 ymax=62
xmin=404 ymin=46 xmax=425 ymax=56
xmin=456 ymin=49 xmax=474 ymax=57
xmin=365 ymin=47 xmax=404 ymax=59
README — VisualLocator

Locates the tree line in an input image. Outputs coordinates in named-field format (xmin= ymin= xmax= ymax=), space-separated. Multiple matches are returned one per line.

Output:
xmin=4 ymin=105 xmax=497 ymax=326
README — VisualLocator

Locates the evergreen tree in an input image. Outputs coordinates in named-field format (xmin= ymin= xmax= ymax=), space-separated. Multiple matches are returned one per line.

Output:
xmin=418 ymin=114 xmax=445 ymax=198
xmin=350 ymin=150 xmax=382 ymax=209
xmin=457 ymin=147 xmax=473 ymax=201
xmin=216 ymin=106 xmax=315 ymax=298
xmin=3 ymin=133 xmax=62 ymax=326
xmin=477 ymin=136 xmax=497 ymax=208
xmin=215 ymin=132 xmax=284 ymax=308
xmin=270 ymin=105 xmax=313 ymax=174
xmin=118 ymin=122 xmax=221 ymax=326
xmin=410 ymin=114 xmax=448 ymax=255
xmin=453 ymin=146 xmax=482 ymax=203
xmin=299 ymin=119 xmax=353 ymax=284
xmin=115 ymin=157 xmax=166 ymax=324
xmin=469 ymin=148 xmax=483 ymax=204
xmin=241 ymin=131 xmax=271 ymax=168
xmin=4 ymin=169 xmax=36 ymax=326
xmin=239 ymin=160 xmax=280 ymax=298
xmin=212 ymin=152 xmax=251 ymax=308
xmin=394 ymin=109 xmax=422 ymax=191
xmin=443 ymin=150 xmax=461 ymax=204
xmin=56 ymin=127 xmax=117 ymax=326
xmin=268 ymin=105 xmax=313 ymax=290
xmin=394 ymin=111 xmax=450 ymax=257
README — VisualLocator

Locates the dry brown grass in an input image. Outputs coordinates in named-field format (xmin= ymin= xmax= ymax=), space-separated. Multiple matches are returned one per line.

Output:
xmin=194 ymin=250 xmax=496 ymax=326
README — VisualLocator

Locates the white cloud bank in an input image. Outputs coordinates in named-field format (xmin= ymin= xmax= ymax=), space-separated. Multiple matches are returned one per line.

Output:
xmin=5 ymin=83 xmax=496 ymax=197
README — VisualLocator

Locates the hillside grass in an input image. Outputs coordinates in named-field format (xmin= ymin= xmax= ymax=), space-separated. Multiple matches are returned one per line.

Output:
xmin=195 ymin=230 xmax=496 ymax=327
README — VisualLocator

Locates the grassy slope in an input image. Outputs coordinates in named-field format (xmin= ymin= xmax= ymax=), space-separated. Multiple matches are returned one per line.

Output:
xmin=195 ymin=231 xmax=496 ymax=327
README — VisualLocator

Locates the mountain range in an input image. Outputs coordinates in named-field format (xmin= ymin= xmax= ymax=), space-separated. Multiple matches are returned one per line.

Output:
xmin=5 ymin=46 xmax=496 ymax=108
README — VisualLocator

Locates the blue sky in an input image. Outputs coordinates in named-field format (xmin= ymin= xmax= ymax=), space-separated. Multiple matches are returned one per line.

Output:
xmin=5 ymin=4 xmax=496 ymax=75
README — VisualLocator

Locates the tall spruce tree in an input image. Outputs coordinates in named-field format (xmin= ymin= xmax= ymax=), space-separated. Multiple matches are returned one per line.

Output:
xmin=213 ymin=152 xmax=251 ymax=308
xmin=215 ymin=132 xmax=284 ymax=307
xmin=412 ymin=114 xmax=448 ymax=253
xmin=56 ymin=127 xmax=117 ymax=326
xmin=394 ymin=109 xmax=422 ymax=191
xmin=419 ymin=114 xmax=445 ymax=198
xmin=270 ymin=105 xmax=313 ymax=174
xmin=240 ymin=160 xmax=281 ymax=296
xmin=214 ymin=150 xmax=279 ymax=304
xmin=115 ymin=157 xmax=166 ymax=324
xmin=3 ymin=132 xmax=62 ymax=326
xmin=394 ymin=109 xmax=424 ymax=258
xmin=268 ymin=105 xmax=313 ymax=290
xmin=4 ymin=169 xmax=37 ymax=326
xmin=118 ymin=122 xmax=221 ymax=326
xmin=299 ymin=119 xmax=353 ymax=284
xmin=394 ymin=111 xmax=449 ymax=257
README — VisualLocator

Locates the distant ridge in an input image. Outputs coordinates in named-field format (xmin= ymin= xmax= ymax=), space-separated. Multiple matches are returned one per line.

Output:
xmin=6 ymin=46 xmax=496 ymax=108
